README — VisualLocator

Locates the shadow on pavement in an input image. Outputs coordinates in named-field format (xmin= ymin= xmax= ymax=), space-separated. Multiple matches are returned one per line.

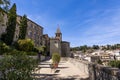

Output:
xmin=54 ymin=70 xmax=60 ymax=73
xmin=40 ymin=63 xmax=64 ymax=65
xmin=33 ymin=71 xmax=89 ymax=80
xmin=34 ymin=76 xmax=89 ymax=80
xmin=33 ymin=73 xmax=59 ymax=76
xmin=40 ymin=66 xmax=69 ymax=69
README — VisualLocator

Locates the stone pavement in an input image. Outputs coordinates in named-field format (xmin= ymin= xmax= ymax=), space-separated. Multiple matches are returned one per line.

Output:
xmin=33 ymin=59 xmax=89 ymax=80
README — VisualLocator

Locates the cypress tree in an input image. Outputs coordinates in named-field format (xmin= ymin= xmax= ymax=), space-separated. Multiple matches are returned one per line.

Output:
xmin=19 ymin=15 xmax=27 ymax=39
xmin=4 ymin=3 xmax=17 ymax=45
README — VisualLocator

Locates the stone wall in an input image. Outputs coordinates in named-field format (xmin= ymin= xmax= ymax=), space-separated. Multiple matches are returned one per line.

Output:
xmin=0 ymin=14 xmax=43 ymax=47
xmin=67 ymin=58 xmax=120 ymax=80
xmin=68 ymin=58 xmax=89 ymax=76
xmin=26 ymin=18 xmax=43 ymax=47
xmin=29 ymin=55 xmax=45 ymax=61
xmin=61 ymin=41 xmax=70 ymax=57
xmin=89 ymin=63 xmax=120 ymax=80
xmin=50 ymin=39 xmax=61 ymax=56
xmin=0 ymin=11 xmax=7 ymax=38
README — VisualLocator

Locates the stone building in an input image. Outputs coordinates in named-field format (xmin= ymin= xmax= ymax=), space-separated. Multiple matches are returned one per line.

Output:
xmin=50 ymin=38 xmax=61 ymax=56
xmin=42 ymin=34 xmax=50 ymax=56
xmin=0 ymin=9 xmax=70 ymax=56
xmin=14 ymin=15 xmax=43 ymax=47
xmin=0 ymin=14 xmax=43 ymax=47
xmin=61 ymin=41 xmax=70 ymax=57
xmin=26 ymin=18 xmax=43 ymax=47
xmin=0 ymin=8 xmax=8 ymax=38
xmin=50 ymin=27 xmax=70 ymax=57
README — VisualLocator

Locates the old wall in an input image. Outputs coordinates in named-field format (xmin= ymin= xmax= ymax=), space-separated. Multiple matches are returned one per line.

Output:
xmin=65 ymin=58 xmax=120 ymax=80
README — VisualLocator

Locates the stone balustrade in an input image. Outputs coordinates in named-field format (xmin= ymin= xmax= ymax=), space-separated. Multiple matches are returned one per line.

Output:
xmin=65 ymin=58 xmax=120 ymax=80
xmin=68 ymin=58 xmax=89 ymax=75
xmin=89 ymin=63 xmax=120 ymax=80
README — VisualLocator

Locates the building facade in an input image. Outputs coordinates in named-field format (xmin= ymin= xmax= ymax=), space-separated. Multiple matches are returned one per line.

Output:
xmin=50 ymin=38 xmax=61 ymax=56
xmin=15 ymin=16 xmax=43 ymax=47
xmin=0 ymin=13 xmax=43 ymax=47
xmin=61 ymin=41 xmax=70 ymax=57
xmin=0 ymin=10 xmax=70 ymax=56
xmin=0 ymin=8 xmax=8 ymax=38
xmin=42 ymin=34 xmax=50 ymax=56
xmin=50 ymin=27 xmax=70 ymax=57
xmin=26 ymin=18 xmax=43 ymax=47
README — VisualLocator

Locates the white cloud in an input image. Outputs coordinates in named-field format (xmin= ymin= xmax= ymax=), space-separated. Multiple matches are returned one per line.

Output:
xmin=77 ymin=9 xmax=120 ymax=46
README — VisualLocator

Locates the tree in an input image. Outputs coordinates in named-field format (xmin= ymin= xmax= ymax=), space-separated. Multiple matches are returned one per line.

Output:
xmin=106 ymin=45 xmax=111 ymax=50
xmin=4 ymin=3 xmax=17 ymax=45
xmin=92 ymin=45 xmax=99 ymax=50
xmin=0 ymin=0 xmax=10 ymax=11
xmin=108 ymin=60 xmax=120 ymax=69
xmin=0 ymin=41 xmax=11 ymax=55
xmin=19 ymin=15 xmax=28 ymax=39
xmin=80 ymin=45 xmax=88 ymax=53
xmin=52 ymin=53 xmax=61 ymax=64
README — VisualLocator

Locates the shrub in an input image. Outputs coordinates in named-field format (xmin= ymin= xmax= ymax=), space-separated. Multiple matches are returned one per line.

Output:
xmin=6 ymin=50 xmax=37 ymax=56
xmin=34 ymin=46 xmax=47 ymax=56
xmin=0 ymin=52 xmax=38 ymax=80
xmin=17 ymin=39 xmax=34 ymax=52
xmin=52 ymin=53 xmax=61 ymax=64
xmin=97 ymin=59 xmax=102 ymax=64
xmin=33 ymin=47 xmax=39 ymax=53
xmin=26 ymin=52 xmax=37 ymax=55
xmin=108 ymin=60 xmax=120 ymax=68
xmin=0 ymin=41 xmax=11 ymax=55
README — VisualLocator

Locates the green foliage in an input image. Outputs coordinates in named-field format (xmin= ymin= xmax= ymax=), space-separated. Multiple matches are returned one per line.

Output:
xmin=108 ymin=60 xmax=120 ymax=68
xmin=0 ymin=52 xmax=38 ymax=80
xmin=26 ymin=52 xmax=37 ymax=55
xmin=5 ymin=49 xmax=37 ymax=56
xmin=71 ymin=45 xmax=93 ymax=53
xmin=35 ymin=46 xmax=47 ymax=55
xmin=4 ymin=3 xmax=17 ymax=45
xmin=17 ymin=39 xmax=34 ymax=52
xmin=71 ymin=44 xmax=120 ymax=53
xmin=97 ymin=59 xmax=102 ymax=64
xmin=19 ymin=15 xmax=28 ymax=39
xmin=0 ymin=41 xmax=12 ymax=55
xmin=0 ymin=0 xmax=10 ymax=11
xmin=33 ymin=47 xmax=39 ymax=53
xmin=52 ymin=53 xmax=61 ymax=64
xmin=36 ymin=46 xmax=46 ymax=52
xmin=92 ymin=45 xmax=99 ymax=50
xmin=1 ymin=32 xmax=6 ymax=42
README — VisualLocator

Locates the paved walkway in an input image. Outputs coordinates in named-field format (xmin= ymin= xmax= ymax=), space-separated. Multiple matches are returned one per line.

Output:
xmin=33 ymin=59 xmax=89 ymax=80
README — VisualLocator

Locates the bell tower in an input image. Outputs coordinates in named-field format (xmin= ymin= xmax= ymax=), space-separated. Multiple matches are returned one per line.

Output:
xmin=55 ymin=27 xmax=62 ymax=41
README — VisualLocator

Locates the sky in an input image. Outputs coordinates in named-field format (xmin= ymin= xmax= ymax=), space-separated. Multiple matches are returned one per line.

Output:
xmin=11 ymin=0 xmax=120 ymax=47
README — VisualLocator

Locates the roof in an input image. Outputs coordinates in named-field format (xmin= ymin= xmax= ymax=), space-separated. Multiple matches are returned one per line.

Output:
xmin=27 ymin=18 xmax=44 ymax=29
xmin=17 ymin=15 xmax=43 ymax=29
xmin=56 ymin=26 xmax=61 ymax=33
xmin=62 ymin=41 xmax=70 ymax=43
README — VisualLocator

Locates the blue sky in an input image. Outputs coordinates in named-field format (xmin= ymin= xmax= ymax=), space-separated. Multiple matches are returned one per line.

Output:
xmin=11 ymin=0 xmax=120 ymax=47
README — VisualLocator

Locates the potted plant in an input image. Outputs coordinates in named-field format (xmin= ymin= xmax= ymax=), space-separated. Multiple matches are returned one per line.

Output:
xmin=52 ymin=53 xmax=61 ymax=68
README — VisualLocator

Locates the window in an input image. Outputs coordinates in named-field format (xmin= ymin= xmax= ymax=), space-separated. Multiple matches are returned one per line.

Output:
xmin=30 ymin=24 xmax=33 ymax=27
xmin=54 ymin=41 xmax=57 ymax=43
